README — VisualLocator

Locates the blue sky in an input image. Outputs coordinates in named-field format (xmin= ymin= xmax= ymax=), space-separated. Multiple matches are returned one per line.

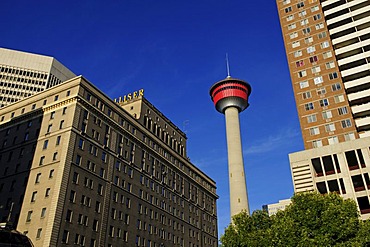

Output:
xmin=3 ymin=0 xmax=304 ymax=238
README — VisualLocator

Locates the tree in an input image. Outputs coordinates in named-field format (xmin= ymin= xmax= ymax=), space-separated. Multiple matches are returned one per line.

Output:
xmin=220 ymin=192 xmax=368 ymax=247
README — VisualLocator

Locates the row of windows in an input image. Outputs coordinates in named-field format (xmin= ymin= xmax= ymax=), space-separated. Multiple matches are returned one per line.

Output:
xmin=300 ymin=83 xmax=342 ymax=100
xmin=0 ymin=91 xmax=70 ymax=122
xmin=0 ymin=65 xmax=48 ymax=79
xmin=308 ymin=119 xmax=353 ymax=136
xmin=302 ymin=87 xmax=343 ymax=101
xmin=284 ymin=3 xmax=319 ymax=16
xmin=304 ymin=95 xmax=346 ymax=111
xmin=306 ymin=106 xmax=349 ymax=124
xmin=311 ymin=133 xmax=356 ymax=148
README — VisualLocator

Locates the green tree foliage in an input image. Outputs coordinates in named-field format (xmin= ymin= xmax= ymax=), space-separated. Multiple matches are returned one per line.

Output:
xmin=220 ymin=192 xmax=370 ymax=247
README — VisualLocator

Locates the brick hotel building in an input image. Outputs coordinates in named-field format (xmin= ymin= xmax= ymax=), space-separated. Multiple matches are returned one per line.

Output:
xmin=0 ymin=50 xmax=218 ymax=247
xmin=277 ymin=0 xmax=370 ymax=219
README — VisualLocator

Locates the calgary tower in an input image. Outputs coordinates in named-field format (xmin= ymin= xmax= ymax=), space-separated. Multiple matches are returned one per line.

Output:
xmin=209 ymin=65 xmax=252 ymax=217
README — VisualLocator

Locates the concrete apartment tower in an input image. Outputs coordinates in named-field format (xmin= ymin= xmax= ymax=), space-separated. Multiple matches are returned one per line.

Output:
xmin=0 ymin=48 xmax=76 ymax=108
xmin=210 ymin=75 xmax=252 ymax=217
xmin=277 ymin=0 xmax=370 ymax=219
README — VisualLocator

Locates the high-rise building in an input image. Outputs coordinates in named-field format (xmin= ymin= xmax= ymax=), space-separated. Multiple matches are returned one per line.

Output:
xmin=277 ymin=0 xmax=370 ymax=219
xmin=0 ymin=48 xmax=76 ymax=108
xmin=210 ymin=76 xmax=252 ymax=217
xmin=0 ymin=75 xmax=218 ymax=246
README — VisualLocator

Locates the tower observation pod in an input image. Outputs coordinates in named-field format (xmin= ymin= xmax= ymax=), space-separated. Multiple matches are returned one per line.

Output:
xmin=210 ymin=76 xmax=252 ymax=217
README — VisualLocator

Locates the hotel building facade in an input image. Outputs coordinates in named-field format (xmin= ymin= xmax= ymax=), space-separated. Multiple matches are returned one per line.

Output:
xmin=0 ymin=75 xmax=218 ymax=246
xmin=276 ymin=0 xmax=370 ymax=219
xmin=0 ymin=48 xmax=76 ymax=108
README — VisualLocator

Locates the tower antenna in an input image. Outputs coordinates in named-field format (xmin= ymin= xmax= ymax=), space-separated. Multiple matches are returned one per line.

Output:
xmin=226 ymin=53 xmax=231 ymax=78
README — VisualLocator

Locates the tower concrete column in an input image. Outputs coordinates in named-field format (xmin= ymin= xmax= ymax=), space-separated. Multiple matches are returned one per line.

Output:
xmin=224 ymin=107 xmax=249 ymax=217
xmin=209 ymin=76 xmax=252 ymax=219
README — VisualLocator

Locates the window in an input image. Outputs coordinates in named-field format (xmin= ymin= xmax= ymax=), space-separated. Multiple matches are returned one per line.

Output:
xmin=62 ymin=107 xmax=67 ymax=115
xmin=294 ymin=50 xmax=303 ymax=57
xmin=50 ymin=111 xmax=55 ymax=119
xmin=59 ymin=120 xmax=64 ymax=129
xmin=287 ymin=15 xmax=294 ymax=21
xmin=302 ymin=27 xmax=311 ymax=35
xmin=309 ymin=55 xmax=318 ymax=63
xmin=338 ymin=107 xmax=348 ymax=115
xmin=53 ymin=152 xmax=58 ymax=161
xmin=62 ymin=230 xmax=69 ymax=243
xmin=31 ymin=191 xmax=37 ymax=202
xmin=298 ymin=10 xmax=307 ymax=17
xmin=344 ymin=132 xmax=355 ymax=141
xmin=307 ymin=114 xmax=317 ymax=123
xmin=322 ymin=110 xmax=332 ymax=119
xmin=317 ymin=31 xmax=326 ymax=39
xmin=314 ymin=76 xmax=323 ymax=85
xmin=100 ymin=168 xmax=105 ymax=178
xmin=70 ymin=190 xmax=76 ymax=202
xmin=296 ymin=60 xmax=304 ymax=67
xmin=76 ymin=155 xmax=81 ymax=165
xmin=292 ymin=41 xmax=300 ymax=48
xmin=332 ymin=83 xmax=341 ymax=91
xmin=41 ymin=208 xmax=46 ymax=218
xmin=283 ymin=0 xmax=291 ymax=5
xmin=285 ymin=6 xmax=292 ymax=13
xmin=24 ymin=133 xmax=29 ymax=141
xmin=72 ymin=172 xmax=79 ymax=184
xmin=288 ymin=23 xmax=296 ymax=30
xmin=302 ymin=91 xmax=312 ymax=99
xmin=309 ymin=127 xmax=320 ymax=135
xmin=311 ymin=66 xmax=321 ymax=73
xmin=323 ymin=51 xmax=332 ymax=59
xmin=300 ymin=19 xmax=309 ymax=26
xmin=98 ymin=184 xmax=103 ymax=195
xmin=305 ymin=102 xmax=314 ymax=110
xmin=45 ymin=188 xmax=50 ymax=197
xmin=39 ymin=156 xmax=45 ymax=166
xmin=290 ymin=32 xmax=298 ymax=39
xmin=307 ymin=46 xmax=315 ymax=53
xmin=311 ymin=5 xmax=319 ymax=12
xmin=334 ymin=95 xmax=345 ymax=103
xmin=328 ymin=136 xmax=339 ymax=145
xmin=299 ymin=81 xmax=309 ymax=89
xmin=325 ymin=123 xmax=336 ymax=132
xmin=49 ymin=169 xmax=54 ymax=178
xmin=325 ymin=61 xmax=335 ymax=69
xmin=298 ymin=70 xmax=307 ymax=78
xmin=341 ymin=119 xmax=352 ymax=128
xmin=54 ymin=95 xmax=59 ymax=101
xmin=56 ymin=136 xmax=61 ymax=145
xmin=26 ymin=211 xmax=33 ymax=222
xmin=66 ymin=209 xmax=73 ymax=222
xmin=315 ymin=23 xmax=324 ymax=30
xmin=320 ymin=99 xmax=329 ymax=107
xmin=317 ymin=87 xmax=326 ymax=95
xmin=329 ymin=72 xmax=338 ymax=80
xmin=313 ymin=14 xmax=321 ymax=21
xmin=321 ymin=41 xmax=330 ymax=49
xmin=35 ymin=173 xmax=41 ymax=183
xmin=78 ymin=138 xmax=84 ymax=149
xmin=304 ymin=36 xmax=313 ymax=44
xmin=312 ymin=140 xmax=323 ymax=148
xmin=101 ymin=152 xmax=107 ymax=162
xmin=297 ymin=2 xmax=304 ymax=8
xmin=43 ymin=140 xmax=49 ymax=149
xmin=47 ymin=124 xmax=52 ymax=133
